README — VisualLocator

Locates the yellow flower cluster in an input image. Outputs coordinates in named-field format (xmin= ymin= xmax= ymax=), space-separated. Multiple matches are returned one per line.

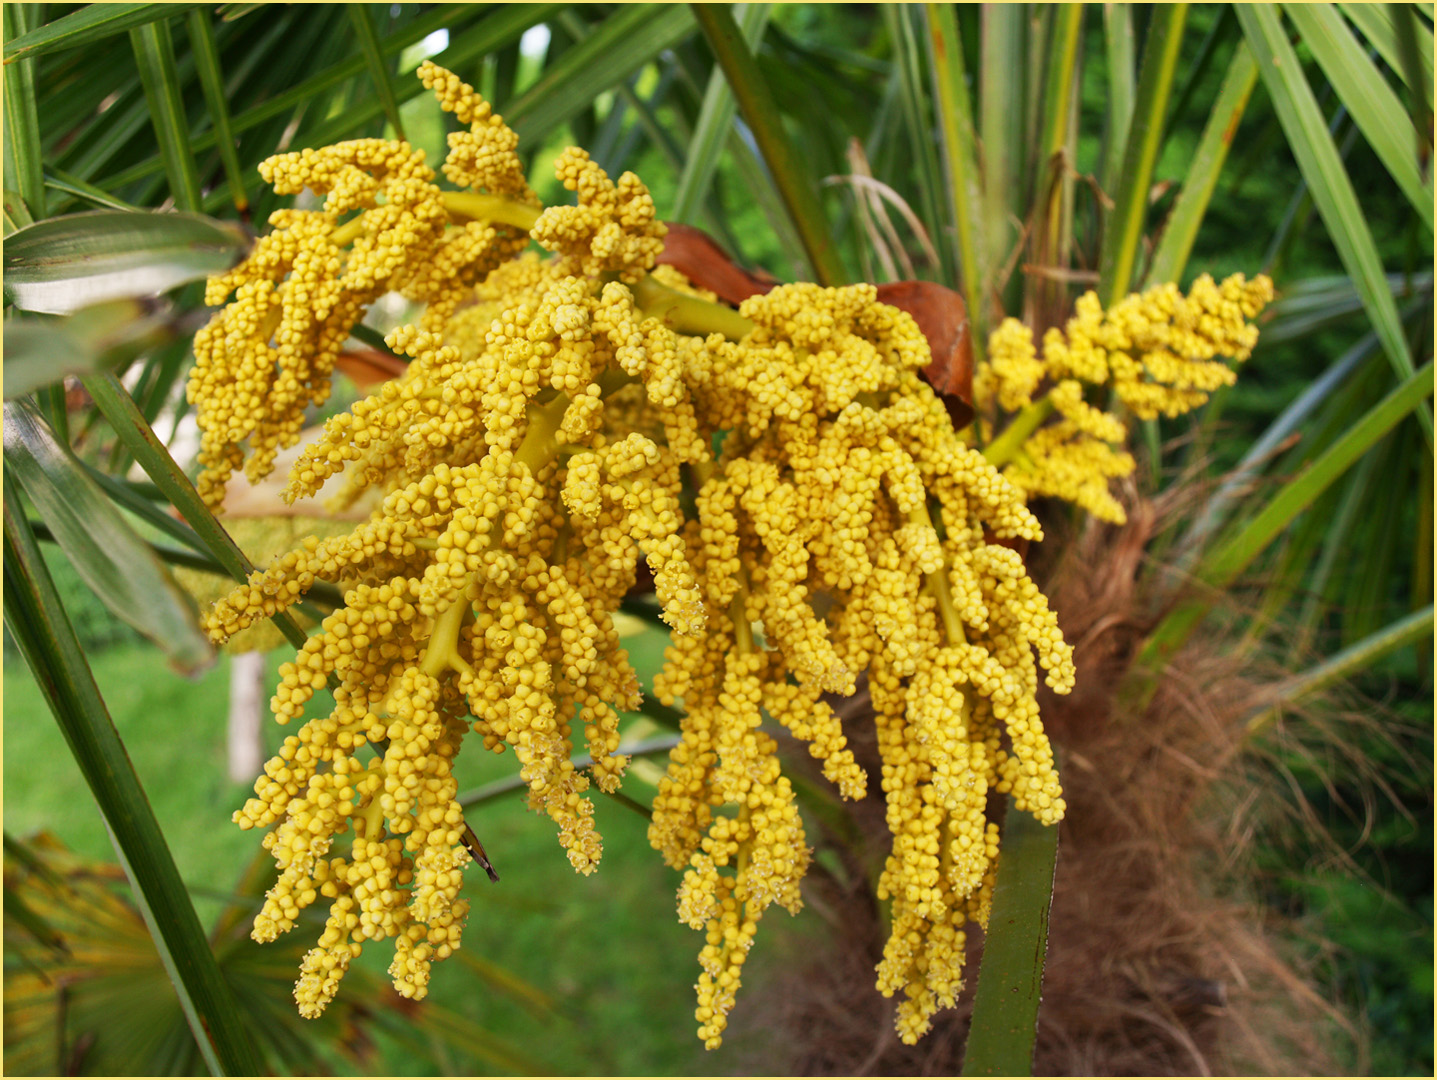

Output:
xmin=188 ymin=63 xmax=536 ymax=508
xmin=645 ymin=281 xmax=1074 ymax=1046
xmin=976 ymin=274 xmax=1273 ymax=523
xmin=193 ymin=64 xmax=1116 ymax=1046
xmin=532 ymin=146 xmax=667 ymax=283
xmin=1045 ymin=274 xmax=1273 ymax=418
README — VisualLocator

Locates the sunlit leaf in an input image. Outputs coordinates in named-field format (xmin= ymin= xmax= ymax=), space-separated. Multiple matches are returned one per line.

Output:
xmin=2 ymin=399 xmax=213 ymax=675
xmin=3 ymin=210 xmax=247 ymax=313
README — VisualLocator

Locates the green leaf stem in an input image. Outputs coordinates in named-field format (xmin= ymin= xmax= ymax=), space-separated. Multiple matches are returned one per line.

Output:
xmin=961 ymin=803 xmax=1059 ymax=1077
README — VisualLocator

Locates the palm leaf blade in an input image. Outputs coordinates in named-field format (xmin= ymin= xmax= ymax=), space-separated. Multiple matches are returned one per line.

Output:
xmin=0 ymin=487 xmax=262 ymax=1077
xmin=506 ymin=4 xmax=694 ymax=147
xmin=672 ymin=3 xmax=770 ymax=223
xmin=2 ymin=3 xmax=202 ymax=62
xmin=128 ymin=19 xmax=202 ymax=212
xmin=1098 ymin=2 xmax=1189 ymax=305
xmin=2 ymin=399 xmax=213 ymax=673
xmin=925 ymin=2 xmax=984 ymax=350
xmin=1146 ymin=41 xmax=1260 ymax=286
xmin=1237 ymin=3 xmax=1433 ymax=445
xmin=1143 ymin=359 xmax=1435 ymax=667
xmin=80 ymin=371 xmax=312 ymax=652
xmin=1285 ymin=3 xmax=1433 ymax=227
xmin=3 ymin=5 xmax=46 ymax=219
xmin=3 ymin=209 xmax=247 ymax=314
xmin=347 ymin=4 xmax=407 ymax=141
xmin=1248 ymin=604 xmax=1435 ymax=736
xmin=183 ymin=8 xmax=248 ymax=213
xmin=691 ymin=2 xmax=846 ymax=286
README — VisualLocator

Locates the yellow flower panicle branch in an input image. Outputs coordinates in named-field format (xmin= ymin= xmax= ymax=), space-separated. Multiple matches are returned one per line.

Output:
xmin=976 ymin=274 xmax=1274 ymax=523
xmin=190 ymin=64 xmax=1266 ymax=1047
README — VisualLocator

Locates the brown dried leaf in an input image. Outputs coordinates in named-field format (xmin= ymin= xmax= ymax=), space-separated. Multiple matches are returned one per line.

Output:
xmin=656 ymin=222 xmax=776 ymax=306
xmin=334 ymin=346 xmax=408 ymax=389
xmin=875 ymin=280 xmax=974 ymax=429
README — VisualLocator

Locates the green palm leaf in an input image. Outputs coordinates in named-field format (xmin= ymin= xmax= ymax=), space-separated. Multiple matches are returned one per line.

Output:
xmin=1141 ymin=360 xmax=1434 ymax=670
xmin=1098 ymin=3 xmax=1188 ymax=305
xmin=1286 ymin=4 xmax=1433 ymax=228
xmin=1238 ymin=3 xmax=1433 ymax=445
xmin=129 ymin=19 xmax=201 ymax=212
xmin=2 ymin=3 xmax=203 ymax=62
xmin=692 ymin=2 xmax=847 ymax=286
xmin=2 ymin=491 xmax=260 ymax=1076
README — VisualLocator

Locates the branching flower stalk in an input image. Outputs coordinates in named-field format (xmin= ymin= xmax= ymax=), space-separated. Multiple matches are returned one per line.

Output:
xmin=974 ymin=278 xmax=1275 ymax=520
xmin=192 ymin=64 xmax=1271 ymax=1046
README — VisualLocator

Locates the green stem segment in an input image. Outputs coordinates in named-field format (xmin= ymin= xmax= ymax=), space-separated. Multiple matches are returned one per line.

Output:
xmin=443 ymin=191 xmax=543 ymax=232
xmin=420 ymin=583 xmax=475 ymax=678
xmin=419 ymin=390 xmax=572 ymax=677
xmin=690 ymin=2 xmax=847 ymax=287
xmin=960 ymin=799 xmax=1059 ymax=1076
xmin=633 ymin=273 xmax=755 ymax=339
xmin=332 ymin=189 xmax=761 ymax=344
xmin=517 ymin=390 xmax=572 ymax=472
xmin=909 ymin=504 xmax=967 ymax=646
xmin=983 ymin=396 xmax=1056 ymax=469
